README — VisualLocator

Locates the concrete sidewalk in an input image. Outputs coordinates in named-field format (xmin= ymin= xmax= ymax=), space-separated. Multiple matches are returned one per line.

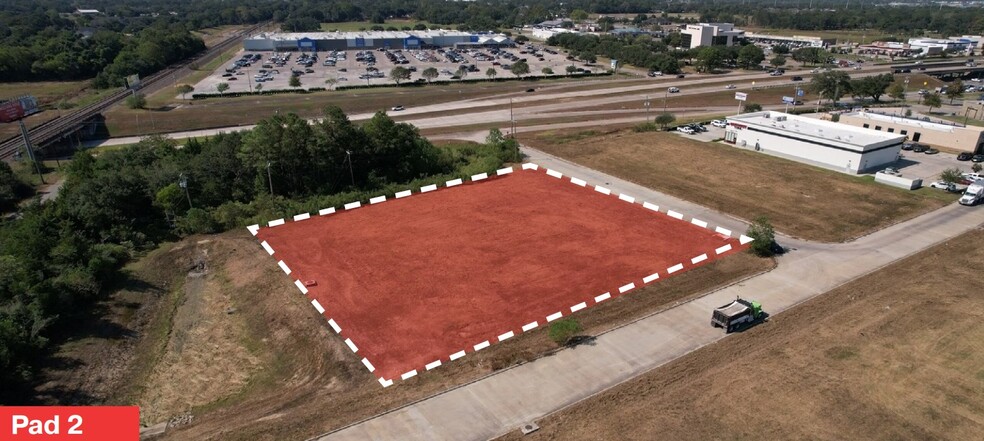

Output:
xmin=316 ymin=175 xmax=984 ymax=441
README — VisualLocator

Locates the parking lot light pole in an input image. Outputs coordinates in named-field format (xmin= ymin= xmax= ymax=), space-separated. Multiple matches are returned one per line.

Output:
xmin=903 ymin=77 xmax=910 ymax=107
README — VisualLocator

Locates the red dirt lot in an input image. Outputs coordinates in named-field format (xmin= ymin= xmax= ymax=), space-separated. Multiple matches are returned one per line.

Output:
xmin=255 ymin=169 xmax=743 ymax=382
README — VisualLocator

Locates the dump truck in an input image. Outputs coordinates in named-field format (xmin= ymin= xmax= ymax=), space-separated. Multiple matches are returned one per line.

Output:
xmin=711 ymin=297 xmax=763 ymax=333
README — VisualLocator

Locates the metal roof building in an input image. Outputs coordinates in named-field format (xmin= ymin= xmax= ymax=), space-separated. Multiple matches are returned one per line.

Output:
xmin=724 ymin=111 xmax=906 ymax=174
xmin=243 ymin=31 xmax=513 ymax=51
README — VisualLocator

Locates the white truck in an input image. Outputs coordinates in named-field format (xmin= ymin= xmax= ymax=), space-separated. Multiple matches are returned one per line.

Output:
xmin=959 ymin=180 xmax=984 ymax=206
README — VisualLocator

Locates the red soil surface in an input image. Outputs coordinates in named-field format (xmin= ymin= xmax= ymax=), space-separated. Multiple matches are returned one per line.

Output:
xmin=255 ymin=169 xmax=743 ymax=381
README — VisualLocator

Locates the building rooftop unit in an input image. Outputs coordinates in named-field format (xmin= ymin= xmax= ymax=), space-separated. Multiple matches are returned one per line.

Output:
xmin=728 ymin=111 xmax=904 ymax=151
xmin=247 ymin=30 xmax=472 ymax=42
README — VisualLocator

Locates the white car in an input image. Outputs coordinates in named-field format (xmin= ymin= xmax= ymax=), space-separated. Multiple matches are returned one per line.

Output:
xmin=676 ymin=126 xmax=695 ymax=135
xmin=711 ymin=119 xmax=728 ymax=128
xmin=667 ymin=86 xmax=680 ymax=93
xmin=725 ymin=84 xmax=736 ymax=89
xmin=391 ymin=105 xmax=405 ymax=111
xmin=929 ymin=181 xmax=956 ymax=191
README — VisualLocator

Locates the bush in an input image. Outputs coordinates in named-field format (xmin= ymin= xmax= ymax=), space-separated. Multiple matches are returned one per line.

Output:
xmin=633 ymin=122 xmax=660 ymax=132
xmin=548 ymin=318 xmax=582 ymax=345
xmin=746 ymin=216 xmax=777 ymax=257
xmin=125 ymin=93 xmax=146 ymax=109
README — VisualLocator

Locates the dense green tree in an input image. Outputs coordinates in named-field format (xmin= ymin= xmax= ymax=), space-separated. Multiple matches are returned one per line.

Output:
xmin=422 ymin=67 xmax=439 ymax=83
xmin=511 ymin=60 xmax=530 ymax=77
xmin=389 ymin=66 xmax=411 ymax=84
xmin=737 ymin=44 xmax=765 ymax=69
xmin=809 ymin=71 xmax=852 ymax=103
xmin=923 ymin=92 xmax=942 ymax=113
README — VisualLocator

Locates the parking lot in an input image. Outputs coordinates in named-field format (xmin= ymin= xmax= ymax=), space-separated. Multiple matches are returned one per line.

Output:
xmin=190 ymin=43 xmax=603 ymax=96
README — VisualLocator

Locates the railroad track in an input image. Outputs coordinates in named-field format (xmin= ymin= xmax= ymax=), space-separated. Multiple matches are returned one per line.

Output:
xmin=0 ymin=22 xmax=267 ymax=160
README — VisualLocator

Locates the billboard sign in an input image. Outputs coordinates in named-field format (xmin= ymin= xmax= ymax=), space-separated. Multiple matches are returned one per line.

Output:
xmin=0 ymin=96 xmax=39 ymax=123
xmin=782 ymin=96 xmax=796 ymax=104
xmin=796 ymin=88 xmax=805 ymax=97
xmin=0 ymin=100 xmax=25 ymax=123
xmin=735 ymin=92 xmax=748 ymax=101
xmin=124 ymin=74 xmax=141 ymax=90
xmin=610 ymin=59 xmax=618 ymax=69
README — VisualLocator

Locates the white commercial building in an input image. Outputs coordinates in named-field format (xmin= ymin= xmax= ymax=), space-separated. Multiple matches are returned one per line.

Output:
xmin=681 ymin=23 xmax=744 ymax=49
xmin=244 ymin=30 xmax=513 ymax=51
xmin=744 ymin=32 xmax=834 ymax=48
xmin=724 ymin=111 xmax=906 ymax=174
xmin=907 ymin=37 xmax=978 ymax=55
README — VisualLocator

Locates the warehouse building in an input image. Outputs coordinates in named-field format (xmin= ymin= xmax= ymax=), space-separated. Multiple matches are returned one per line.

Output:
xmin=838 ymin=111 xmax=984 ymax=154
xmin=243 ymin=30 xmax=513 ymax=51
xmin=725 ymin=111 xmax=905 ymax=174
xmin=745 ymin=32 xmax=835 ymax=49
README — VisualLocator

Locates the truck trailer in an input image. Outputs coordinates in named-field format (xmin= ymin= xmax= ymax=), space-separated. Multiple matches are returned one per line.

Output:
xmin=711 ymin=297 xmax=764 ymax=333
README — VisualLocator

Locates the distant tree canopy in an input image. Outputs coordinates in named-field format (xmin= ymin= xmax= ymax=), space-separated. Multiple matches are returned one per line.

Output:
xmin=0 ymin=105 xmax=521 ymax=403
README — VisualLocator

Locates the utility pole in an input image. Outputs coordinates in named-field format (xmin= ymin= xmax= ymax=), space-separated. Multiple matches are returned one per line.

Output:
xmin=903 ymin=76 xmax=910 ymax=107
xmin=266 ymin=161 xmax=274 ymax=194
xmin=345 ymin=150 xmax=355 ymax=186
xmin=179 ymin=173 xmax=192 ymax=208
xmin=509 ymin=98 xmax=516 ymax=137
xmin=662 ymin=89 xmax=668 ymax=113
xmin=18 ymin=119 xmax=46 ymax=184
xmin=644 ymin=95 xmax=651 ymax=123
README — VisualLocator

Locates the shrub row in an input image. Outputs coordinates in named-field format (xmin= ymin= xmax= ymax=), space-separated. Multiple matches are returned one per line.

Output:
xmin=191 ymin=87 xmax=327 ymax=99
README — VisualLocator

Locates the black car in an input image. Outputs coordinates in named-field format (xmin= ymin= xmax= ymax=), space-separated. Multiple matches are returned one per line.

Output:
xmin=689 ymin=124 xmax=708 ymax=132
xmin=526 ymin=88 xmax=536 ymax=93
xmin=791 ymin=76 xmax=803 ymax=81
xmin=676 ymin=73 xmax=686 ymax=78
xmin=958 ymin=152 xmax=974 ymax=161
xmin=974 ymin=154 xmax=984 ymax=162
xmin=911 ymin=143 xmax=929 ymax=153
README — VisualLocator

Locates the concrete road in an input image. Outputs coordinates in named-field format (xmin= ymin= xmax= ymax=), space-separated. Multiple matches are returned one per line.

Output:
xmin=313 ymin=152 xmax=984 ymax=441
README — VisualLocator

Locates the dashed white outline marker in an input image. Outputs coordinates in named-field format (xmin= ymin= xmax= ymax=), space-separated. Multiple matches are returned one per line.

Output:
xmin=692 ymin=254 xmax=708 ymax=264
xmin=344 ymin=338 xmax=358 ymax=353
xmin=421 ymin=184 xmax=438 ymax=193
xmin=522 ymin=321 xmax=539 ymax=332
xmin=247 ymin=224 xmax=260 ymax=235
xmin=497 ymin=331 xmax=514 ymax=342
xmin=546 ymin=169 xmax=563 ymax=178
xmin=691 ymin=218 xmax=708 ymax=228
xmin=594 ymin=185 xmax=611 ymax=195
xmin=362 ymin=358 xmax=375 ymax=372
xmin=293 ymin=213 xmax=311 ymax=222
xmin=618 ymin=283 xmax=636 ymax=293
xmin=294 ymin=280 xmax=309 ymax=294
xmin=643 ymin=273 xmax=660 ymax=283
xmin=546 ymin=312 xmax=563 ymax=322
xmin=344 ymin=201 xmax=361 ymax=210
xmin=401 ymin=370 xmax=417 ymax=380
xmin=327 ymin=319 xmax=341 ymax=333
xmin=395 ymin=190 xmax=412 ymax=199
xmin=446 ymin=178 xmax=463 ymax=187
xmin=268 ymin=218 xmax=285 ymax=227
xmin=379 ymin=378 xmax=393 ymax=387
xmin=667 ymin=210 xmax=684 ymax=220
xmin=474 ymin=340 xmax=490 ymax=351
xmin=471 ymin=172 xmax=488 ymax=181
xmin=716 ymin=244 xmax=733 ymax=255
xmin=521 ymin=163 xmax=539 ymax=170
xmin=740 ymin=235 xmax=754 ymax=245
xmin=570 ymin=177 xmax=587 ymax=187
xmin=311 ymin=299 xmax=325 ymax=314
xmin=425 ymin=360 xmax=442 ymax=370
xmin=715 ymin=226 xmax=732 ymax=237
xmin=618 ymin=194 xmax=636 ymax=203
xmin=277 ymin=261 xmax=291 ymax=275
xmin=449 ymin=350 xmax=466 ymax=361
xmin=595 ymin=292 xmax=612 ymax=302
xmin=319 ymin=207 xmax=336 ymax=216
xmin=261 ymin=241 xmax=275 ymax=255
xmin=668 ymin=263 xmax=684 ymax=274
xmin=496 ymin=166 xmax=514 ymax=176
xmin=570 ymin=302 xmax=587 ymax=312
xmin=369 ymin=196 xmax=386 ymax=205
xmin=643 ymin=202 xmax=660 ymax=212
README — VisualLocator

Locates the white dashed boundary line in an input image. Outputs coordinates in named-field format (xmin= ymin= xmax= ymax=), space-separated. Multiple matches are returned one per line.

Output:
xmin=246 ymin=163 xmax=751 ymax=387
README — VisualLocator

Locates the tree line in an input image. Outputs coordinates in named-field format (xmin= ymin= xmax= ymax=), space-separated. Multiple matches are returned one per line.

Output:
xmin=0 ymin=106 xmax=521 ymax=403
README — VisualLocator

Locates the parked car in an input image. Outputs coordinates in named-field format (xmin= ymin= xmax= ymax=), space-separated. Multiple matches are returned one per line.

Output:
xmin=711 ymin=119 xmax=728 ymax=128
xmin=973 ymin=154 xmax=984 ymax=163
xmin=676 ymin=126 xmax=695 ymax=134
xmin=880 ymin=167 xmax=901 ymax=176
xmin=911 ymin=143 xmax=929 ymax=153
xmin=958 ymin=151 xmax=974 ymax=161
xmin=689 ymin=123 xmax=708 ymax=132
xmin=667 ymin=86 xmax=680 ymax=93
xmin=901 ymin=142 xmax=915 ymax=151
xmin=924 ymin=148 xmax=940 ymax=155
xmin=930 ymin=181 xmax=960 ymax=192
xmin=391 ymin=105 xmax=404 ymax=111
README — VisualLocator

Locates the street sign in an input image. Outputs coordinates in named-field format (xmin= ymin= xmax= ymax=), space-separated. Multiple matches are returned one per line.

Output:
xmin=796 ymin=88 xmax=805 ymax=97
xmin=610 ymin=59 xmax=618 ymax=69
xmin=735 ymin=92 xmax=748 ymax=101
xmin=782 ymin=96 xmax=796 ymax=104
